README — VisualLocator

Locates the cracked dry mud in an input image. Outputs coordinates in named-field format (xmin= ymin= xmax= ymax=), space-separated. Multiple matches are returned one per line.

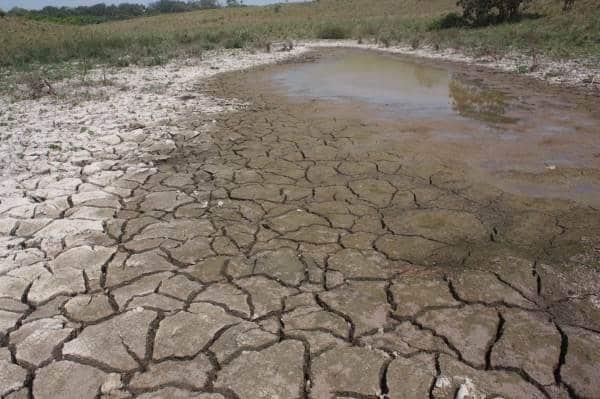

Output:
xmin=1 ymin=47 xmax=600 ymax=399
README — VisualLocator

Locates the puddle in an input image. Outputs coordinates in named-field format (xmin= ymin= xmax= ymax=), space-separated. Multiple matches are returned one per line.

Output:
xmin=265 ymin=49 xmax=600 ymax=206
xmin=271 ymin=50 xmax=514 ymax=123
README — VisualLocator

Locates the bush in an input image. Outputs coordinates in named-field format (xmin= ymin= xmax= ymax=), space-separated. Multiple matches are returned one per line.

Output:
xmin=317 ymin=24 xmax=350 ymax=39
xmin=457 ymin=0 xmax=531 ymax=26
xmin=563 ymin=0 xmax=575 ymax=11
xmin=0 ymin=9 xmax=5 ymax=18
xmin=428 ymin=12 xmax=466 ymax=30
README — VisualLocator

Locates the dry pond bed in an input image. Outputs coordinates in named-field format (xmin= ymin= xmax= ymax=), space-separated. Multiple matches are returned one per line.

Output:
xmin=0 ymin=45 xmax=599 ymax=399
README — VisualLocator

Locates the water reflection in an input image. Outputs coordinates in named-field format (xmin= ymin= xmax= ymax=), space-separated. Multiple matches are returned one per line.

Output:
xmin=270 ymin=49 xmax=514 ymax=124
xmin=270 ymin=50 xmax=453 ymax=118
xmin=449 ymin=80 xmax=515 ymax=124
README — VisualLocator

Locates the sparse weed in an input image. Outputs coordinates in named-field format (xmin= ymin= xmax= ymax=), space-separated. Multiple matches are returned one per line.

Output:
xmin=0 ymin=0 xmax=597 ymax=77
xmin=16 ymin=71 xmax=57 ymax=98
xmin=410 ymin=36 xmax=421 ymax=49
xmin=516 ymin=64 xmax=529 ymax=74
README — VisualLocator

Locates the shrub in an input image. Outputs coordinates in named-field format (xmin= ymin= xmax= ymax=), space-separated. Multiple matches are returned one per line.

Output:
xmin=457 ymin=0 xmax=531 ymax=26
xmin=221 ymin=30 xmax=253 ymax=49
xmin=0 ymin=9 xmax=5 ymax=18
xmin=563 ymin=0 xmax=575 ymax=11
xmin=317 ymin=24 xmax=350 ymax=40
xmin=428 ymin=12 xmax=465 ymax=30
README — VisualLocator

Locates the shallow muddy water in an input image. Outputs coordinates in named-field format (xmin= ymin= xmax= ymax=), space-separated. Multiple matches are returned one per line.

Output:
xmin=268 ymin=49 xmax=600 ymax=206
xmin=272 ymin=51 xmax=455 ymax=118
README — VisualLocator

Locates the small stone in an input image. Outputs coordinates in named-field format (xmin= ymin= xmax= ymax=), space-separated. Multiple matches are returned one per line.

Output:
xmin=432 ymin=354 xmax=546 ymax=398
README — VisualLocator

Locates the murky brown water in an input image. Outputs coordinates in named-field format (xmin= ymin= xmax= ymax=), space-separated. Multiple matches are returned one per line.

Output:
xmin=271 ymin=51 xmax=455 ymax=118
xmin=268 ymin=49 xmax=600 ymax=206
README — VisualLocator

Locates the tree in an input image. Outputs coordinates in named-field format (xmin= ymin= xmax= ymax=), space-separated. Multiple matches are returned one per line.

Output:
xmin=0 ymin=9 xmax=5 ymax=17
xmin=149 ymin=0 xmax=191 ymax=13
xmin=199 ymin=0 xmax=220 ymax=9
xmin=87 ymin=3 xmax=107 ymax=16
xmin=457 ymin=0 xmax=530 ymax=25
xmin=563 ymin=0 xmax=575 ymax=11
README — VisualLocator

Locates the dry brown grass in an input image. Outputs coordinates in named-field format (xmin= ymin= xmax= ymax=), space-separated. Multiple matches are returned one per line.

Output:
xmin=0 ymin=0 xmax=598 ymax=69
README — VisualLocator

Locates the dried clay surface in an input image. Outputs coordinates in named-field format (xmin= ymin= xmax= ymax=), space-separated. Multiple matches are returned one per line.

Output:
xmin=1 ymin=45 xmax=599 ymax=399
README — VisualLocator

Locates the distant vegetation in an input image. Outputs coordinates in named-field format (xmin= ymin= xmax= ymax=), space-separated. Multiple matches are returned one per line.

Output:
xmin=0 ymin=0 xmax=598 ymax=72
xmin=2 ymin=0 xmax=231 ymax=25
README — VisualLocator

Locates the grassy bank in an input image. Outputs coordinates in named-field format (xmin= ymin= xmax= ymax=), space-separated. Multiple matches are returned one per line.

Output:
xmin=1 ymin=0 xmax=599 ymax=71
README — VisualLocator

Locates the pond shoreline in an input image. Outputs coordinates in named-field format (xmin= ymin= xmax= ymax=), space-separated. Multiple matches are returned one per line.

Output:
xmin=299 ymin=40 xmax=600 ymax=94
